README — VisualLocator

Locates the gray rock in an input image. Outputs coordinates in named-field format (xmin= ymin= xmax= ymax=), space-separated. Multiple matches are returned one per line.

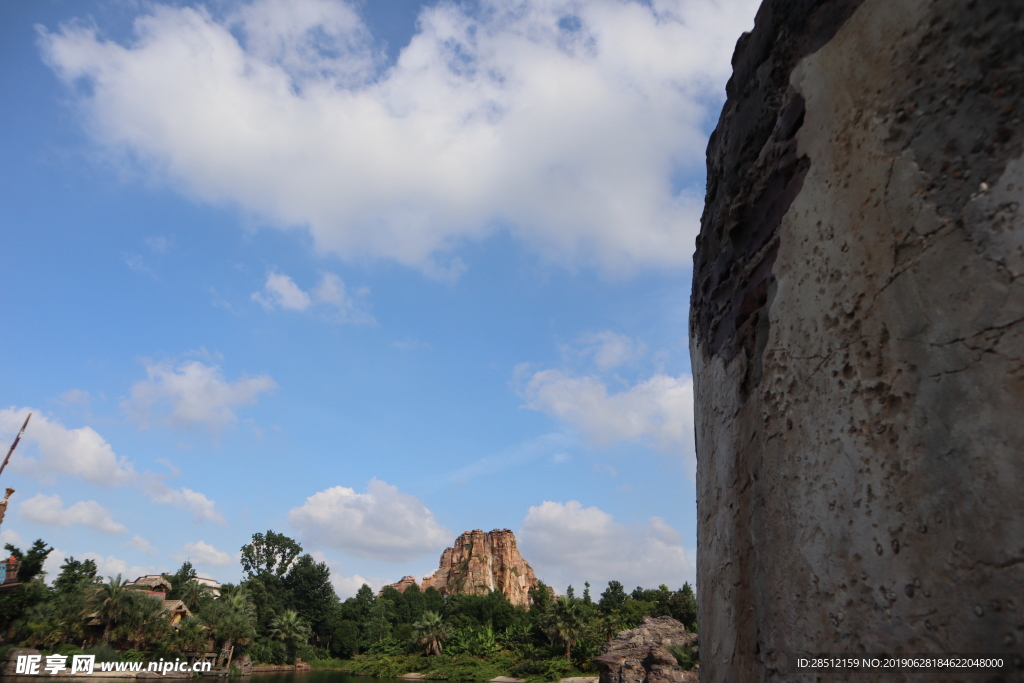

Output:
xmin=690 ymin=0 xmax=1024 ymax=680
xmin=592 ymin=617 xmax=697 ymax=683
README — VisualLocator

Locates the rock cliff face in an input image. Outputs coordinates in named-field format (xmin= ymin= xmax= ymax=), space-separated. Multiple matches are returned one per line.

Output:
xmin=690 ymin=0 xmax=1024 ymax=680
xmin=383 ymin=529 xmax=542 ymax=607
xmin=593 ymin=617 xmax=698 ymax=683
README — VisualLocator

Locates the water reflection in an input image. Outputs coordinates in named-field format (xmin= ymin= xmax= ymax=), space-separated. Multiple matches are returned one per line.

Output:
xmin=251 ymin=672 xmax=394 ymax=683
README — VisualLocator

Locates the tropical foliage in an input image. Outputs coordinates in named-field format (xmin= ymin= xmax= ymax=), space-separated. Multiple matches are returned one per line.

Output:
xmin=0 ymin=531 xmax=698 ymax=680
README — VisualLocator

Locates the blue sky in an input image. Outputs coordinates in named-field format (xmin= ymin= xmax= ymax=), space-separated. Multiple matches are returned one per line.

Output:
xmin=0 ymin=0 xmax=757 ymax=598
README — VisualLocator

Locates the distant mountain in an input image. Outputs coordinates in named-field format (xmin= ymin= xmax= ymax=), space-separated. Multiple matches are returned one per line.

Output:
xmin=381 ymin=528 xmax=543 ymax=607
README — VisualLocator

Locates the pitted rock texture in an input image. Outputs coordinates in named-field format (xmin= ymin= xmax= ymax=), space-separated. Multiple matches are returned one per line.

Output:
xmin=592 ymin=616 xmax=698 ymax=683
xmin=690 ymin=0 xmax=1024 ymax=681
xmin=412 ymin=529 xmax=541 ymax=607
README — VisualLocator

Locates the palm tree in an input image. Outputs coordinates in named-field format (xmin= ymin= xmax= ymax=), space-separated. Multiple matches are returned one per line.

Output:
xmin=268 ymin=610 xmax=311 ymax=663
xmin=171 ymin=615 xmax=210 ymax=654
xmin=412 ymin=611 xmax=452 ymax=655
xmin=200 ymin=594 xmax=257 ymax=669
xmin=179 ymin=580 xmax=213 ymax=612
xmin=116 ymin=592 xmax=171 ymax=649
xmin=543 ymin=597 xmax=586 ymax=660
xmin=91 ymin=574 xmax=135 ymax=645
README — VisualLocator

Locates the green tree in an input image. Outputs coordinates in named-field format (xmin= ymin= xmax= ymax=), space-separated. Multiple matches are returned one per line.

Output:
xmin=283 ymin=554 xmax=337 ymax=638
xmin=201 ymin=585 xmax=257 ymax=668
xmin=163 ymin=561 xmax=197 ymax=601
xmin=268 ymin=609 xmax=311 ymax=663
xmin=599 ymin=581 xmax=627 ymax=612
xmin=179 ymin=580 xmax=214 ymax=613
xmin=412 ymin=610 xmax=451 ymax=655
xmin=116 ymin=591 xmax=171 ymax=649
xmin=91 ymin=574 xmax=135 ymax=645
xmin=170 ymin=615 xmax=210 ymax=654
xmin=366 ymin=596 xmax=395 ymax=644
xmin=52 ymin=556 xmax=99 ymax=594
xmin=582 ymin=582 xmax=592 ymax=605
xmin=241 ymin=531 xmax=302 ymax=580
xmin=5 ymin=540 xmax=54 ymax=582
xmin=668 ymin=583 xmax=697 ymax=632
xmin=543 ymin=597 xmax=586 ymax=660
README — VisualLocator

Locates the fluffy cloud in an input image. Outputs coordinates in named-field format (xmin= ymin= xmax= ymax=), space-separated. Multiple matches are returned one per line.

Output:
xmin=0 ymin=407 xmax=135 ymax=485
xmin=179 ymin=540 xmax=234 ymax=567
xmin=252 ymin=272 xmax=312 ymax=310
xmin=123 ymin=360 xmax=276 ymax=431
xmin=140 ymin=474 xmax=225 ymax=524
xmin=39 ymin=0 xmax=759 ymax=273
xmin=518 ymin=368 xmax=696 ymax=477
xmin=124 ymin=535 xmax=156 ymax=555
xmin=289 ymin=478 xmax=451 ymax=560
xmin=519 ymin=500 xmax=693 ymax=591
xmin=20 ymin=493 xmax=128 ymax=534
xmin=252 ymin=271 xmax=374 ymax=323
xmin=0 ymin=407 xmax=223 ymax=522
xmin=564 ymin=331 xmax=646 ymax=371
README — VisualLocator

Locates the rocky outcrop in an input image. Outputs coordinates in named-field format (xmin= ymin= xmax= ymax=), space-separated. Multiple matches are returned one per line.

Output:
xmin=691 ymin=0 xmax=1024 ymax=681
xmin=393 ymin=529 xmax=542 ymax=607
xmin=592 ymin=617 xmax=697 ymax=683
xmin=380 ymin=575 xmax=419 ymax=594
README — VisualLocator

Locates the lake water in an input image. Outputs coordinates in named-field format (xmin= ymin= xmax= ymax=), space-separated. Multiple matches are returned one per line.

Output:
xmin=251 ymin=672 xmax=396 ymax=683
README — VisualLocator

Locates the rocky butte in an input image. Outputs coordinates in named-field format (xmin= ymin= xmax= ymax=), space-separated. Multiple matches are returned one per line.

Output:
xmin=382 ymin=529 xmax=542 ymax=607
xmin=690 ymin=0 xmax=1023 ymax=680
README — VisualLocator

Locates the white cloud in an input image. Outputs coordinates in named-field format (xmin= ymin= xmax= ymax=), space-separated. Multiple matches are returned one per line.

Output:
xmin=39 ymin=0 xmax=759 ymax=274
xmin=519 ymin=500 xmax=693 ymax=592
xmin=78 ymin=553 xmax=157 ymax=582
xmin=20 ymin=493 xmax=128 ymax=534
xmin=307 ymin=550 xmax=385 ymax=599
xmin=0 ymin=407 xmax=223 ymax=522
xmin=0 ymin=407 xmax=135 ymax=486
xmin=289 ymin=478 xmax=450 ymax=560
xmin=140 ymin=474 xmax=225 ymax=524
xmin=518 ymin=369 xmax=696 ymax=479
xmin=252 ymin=271 xmax=374 ymax=323
xmin=179 ymin=540 xmax=233 ymax=567
xmin=58 ymin=389 xmax=93 ymax=407
xmin=252 ymin=272 xmax=312 ymax=311
xmin=332 ymin=573 xmax=382 ymax=600
xmin=42 ymin=548 xmax=66 ymax=581
xmin=123 ymin=360 xmax=276 ymax=432
xmin=124 ymin=535 xmax=156 ymax=555
xmin=0 ymin=528 xmax=25 ymax=548
xmin=566 ymin=331 xmax=646 ymax=371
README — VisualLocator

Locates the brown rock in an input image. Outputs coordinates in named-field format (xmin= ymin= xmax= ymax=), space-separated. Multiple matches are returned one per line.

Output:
xmin=419 ymin=528 xmax=542 ymax=607
xmin=379 ymin=575 xmax=419 ymax=595
xmin=691 ymin=0 xmax=1024 ymax=680
xmin=592 ymin=617 xmax=697 ymax=683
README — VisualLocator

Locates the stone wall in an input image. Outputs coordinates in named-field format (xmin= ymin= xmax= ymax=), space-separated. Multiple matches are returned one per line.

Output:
xmin=690 ymin=0 xmax=1024 ymax=680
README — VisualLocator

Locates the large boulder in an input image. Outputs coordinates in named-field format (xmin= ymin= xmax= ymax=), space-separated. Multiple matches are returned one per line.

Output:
xmin=592 ymin=617 xmax=697 ymax=683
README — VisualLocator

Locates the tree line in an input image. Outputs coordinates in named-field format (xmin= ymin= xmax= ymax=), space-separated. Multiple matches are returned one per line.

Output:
xmin=0 ymin=532 xmax=696 ymax=679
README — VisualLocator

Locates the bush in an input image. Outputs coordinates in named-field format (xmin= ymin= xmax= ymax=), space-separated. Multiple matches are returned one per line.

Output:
xmin=424 ymin=653 xmax=506 ymax=681
xmin=81 ymin=644 xmax=119 ymax=663
xmin=349 ymin=653 xmax=407 ymax=678
xmin=665 ymin=643 xmax=698 ymax=671
xmin=249 ymin=638 xmax=287 ymax=665
xmin=510 ymin=657 xmax=582 ymax=683
xmin=306 ymin=656 xmax=351 ymax=670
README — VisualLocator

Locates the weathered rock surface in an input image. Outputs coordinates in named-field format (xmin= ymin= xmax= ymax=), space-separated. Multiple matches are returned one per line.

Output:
xmin=691 ymin=0 xmax=1024 ymax=681
xmin=383 ymin=529 xmax=542 ymax=607
xmin=593 ymin=617 xmax=698 ymax=683
xmin=380 ymin=575 xmax=419 ymax=594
